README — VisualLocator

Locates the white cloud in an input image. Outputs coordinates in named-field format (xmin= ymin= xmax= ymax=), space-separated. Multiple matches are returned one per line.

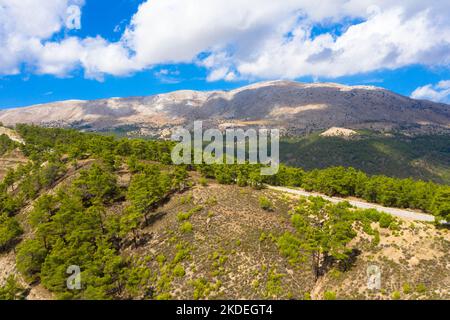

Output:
xmin=411 ymin=80 xmax=450 ymax=103
xmin=115 ymin=0 xmax=450 ymax=81
xmin=437 ymin=80 xmax=450 ymax=90
xmin=153 ymin=68 xmax=181 ymax=84
xmin=1 ymin=0 xmax=450 ymax=82
xmin=0 ymin=0 xmax=84 ymax=75
xmin=35 ymin=37 xmax=83 ymax=76
xmin=79 ymin=37 xmax=135 ymax=80
xmin=206 ymin=67 xmax=229 ymax=82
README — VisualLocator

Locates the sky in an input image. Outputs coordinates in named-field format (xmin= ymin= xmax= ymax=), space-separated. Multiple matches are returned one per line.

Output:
xmin=0 ymin=0 xmax=450 ymax=109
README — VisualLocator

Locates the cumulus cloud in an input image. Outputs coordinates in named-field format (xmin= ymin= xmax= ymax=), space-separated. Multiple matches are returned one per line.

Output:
xmin=411 ymin=80 xmax=450 ymax=103
xmin=35 ymin=39 xmax=80 ymax=76
xmin=0 ymin=0 xmax=85 ymax=75
xmin=1 ymin=0 xmax=450 ymax=82
xmin=237 ymin=7 xmax=450 ymax=79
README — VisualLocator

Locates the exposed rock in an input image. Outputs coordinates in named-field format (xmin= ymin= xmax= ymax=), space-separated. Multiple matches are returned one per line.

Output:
xmin=0 ymin=126 xmax=24 ymax=144
xmin=320 ymin=127 xmax=358 ymax=138
xmin=0 ymin=80 xmax=449 ymax=137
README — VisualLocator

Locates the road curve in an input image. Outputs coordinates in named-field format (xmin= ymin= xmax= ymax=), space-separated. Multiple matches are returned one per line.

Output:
xmin=268 ymin=186 xmax=436 ymax=222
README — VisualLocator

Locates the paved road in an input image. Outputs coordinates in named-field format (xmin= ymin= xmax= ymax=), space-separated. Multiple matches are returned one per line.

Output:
xmin=268 ymin=186 xmax=436 ymax=222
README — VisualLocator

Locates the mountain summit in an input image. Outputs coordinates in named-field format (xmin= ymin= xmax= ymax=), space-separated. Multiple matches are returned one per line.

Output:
xmin=1 ymin=81 xmax=449 ymax=136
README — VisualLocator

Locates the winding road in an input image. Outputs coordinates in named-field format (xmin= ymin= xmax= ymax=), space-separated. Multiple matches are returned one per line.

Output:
xmin=268 ymin=186 xmax=436 ymax=222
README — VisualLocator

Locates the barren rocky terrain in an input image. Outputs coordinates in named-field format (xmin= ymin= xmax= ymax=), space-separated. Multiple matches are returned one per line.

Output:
xmin=0 ymin=150 xmax=27 ymax=181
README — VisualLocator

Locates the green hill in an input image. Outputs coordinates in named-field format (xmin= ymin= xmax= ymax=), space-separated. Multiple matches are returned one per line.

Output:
xmin=280 ymin=132 xmax=450 ymax=184
xmin=0 ymin=125 xmax=449 ymax=301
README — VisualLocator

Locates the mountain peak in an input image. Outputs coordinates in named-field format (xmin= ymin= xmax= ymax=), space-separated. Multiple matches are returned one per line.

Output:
xmin=0 ymin=81 xmax=448 ymax=136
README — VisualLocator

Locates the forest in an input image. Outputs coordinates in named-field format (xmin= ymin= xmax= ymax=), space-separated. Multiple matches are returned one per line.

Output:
xmin=0 ymin=125 xmax=449 ymax=299
xmin=279 ymin=133 xmax=450 ymax=184
xmin=1 ymin=125 xmax=449 ymax=221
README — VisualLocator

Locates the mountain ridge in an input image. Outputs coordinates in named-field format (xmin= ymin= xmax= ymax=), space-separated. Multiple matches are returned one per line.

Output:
xmin=1 ymin=81 xmax=449 ymax=137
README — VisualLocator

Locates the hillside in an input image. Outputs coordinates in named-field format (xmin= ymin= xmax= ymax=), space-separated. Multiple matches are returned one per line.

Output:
xmin=1 ymin=157 xmax=449 ymax=300
xmin=0 ymin=127 xmax=27 ymax=181
xmin=0 ymin=126 xmax=449 ymax=300
xmin=0 ymin=127 xmax=25 ymax=144
xmin=280 ymin=132 xmax=450 ymax=184
xmin=0 ymin=81 xmax=449 ymax=136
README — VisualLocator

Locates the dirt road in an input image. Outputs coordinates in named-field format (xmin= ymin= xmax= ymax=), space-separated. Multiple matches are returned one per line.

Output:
xmin=268 ymin=186 xmax=436 ymax=222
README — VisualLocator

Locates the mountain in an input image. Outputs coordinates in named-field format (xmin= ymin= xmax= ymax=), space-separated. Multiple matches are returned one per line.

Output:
xmin=1 ymin=81 xmax=449 ymax=137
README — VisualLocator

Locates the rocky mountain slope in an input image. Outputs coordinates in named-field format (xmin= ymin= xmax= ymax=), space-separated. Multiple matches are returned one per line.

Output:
xmin=0 ymin=81 xmax=449 ymax=136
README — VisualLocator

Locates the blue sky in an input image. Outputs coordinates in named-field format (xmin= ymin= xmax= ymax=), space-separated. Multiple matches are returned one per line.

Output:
xmin=1 ymin=0 xmax=450 ymax=109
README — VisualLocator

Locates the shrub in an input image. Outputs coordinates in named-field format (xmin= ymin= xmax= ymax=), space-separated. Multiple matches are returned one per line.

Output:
xmin=156 ymin=293 xmax=172 ymax=300
xmin=173 ymin=264 xmax=186 ymax=277
xmin=205 ymin=197 xmax=218 ymax=206
xmin=416 ymin=284 xmax=427 ymax=294
xmin=173 ymin=244 xmax=191 ymax=263
xmin=179 ymin=194 xmax=193 ymax=205
xmin=329 ymin=269 xmax=342 ymax=279
xmin=180 ymin=222 xmax=193 ymax=233
xmin=402 ymin=283 xmax=411 ymax=294
xmin=177 ymin=211 xmax=192 ymax=222
xmin=156 ymin=254 xmax=166 ymax=265
xmin=199 ymin=177 xmax=208 ymax=186
xmin=259 ymin=232 xmax=268 ymax=242
xmin=0 ymin=276 xmax=27 ymax=300
xmin=391 ymin=291 xmax=401 ymax=300
xmin=191 ymin=278 xmax=211 ymax=300
xmin=379 ymin=213 xmax=394 ymax=228
xmin=265 ymin=269 xmax=284 ymax=298
xmin=276 ymin=232 xmax=302 ymax=264
xmin=177 ymin=206 xmax=203 ymax=222
xmin=364 ymin=209 xmax=382 ymax=222
xmin=259 ymin=196 xmax=274 ymax=211
xmin=324 ymin=291 xmax=336 ymax=300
